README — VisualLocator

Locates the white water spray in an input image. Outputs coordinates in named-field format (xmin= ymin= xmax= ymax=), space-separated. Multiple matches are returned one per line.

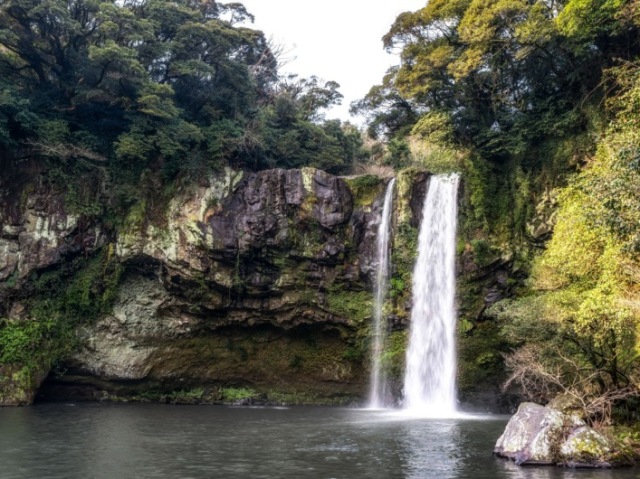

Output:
xmin=368 ymin=178 xmax=396 ymax=409
xmin=403 ymin=173 xmax=460 ymax=416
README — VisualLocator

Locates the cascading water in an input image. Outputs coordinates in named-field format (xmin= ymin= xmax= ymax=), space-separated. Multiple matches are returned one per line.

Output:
xmin=368 ymin=178 xmax=396 ymax=409
xmin=403 ymin=173 xmax=460 ymax=416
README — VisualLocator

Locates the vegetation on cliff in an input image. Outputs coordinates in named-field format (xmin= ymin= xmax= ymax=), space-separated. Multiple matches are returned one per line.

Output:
xmin=494 ymin=63 xmax=640 ymax=424
xmin=0 ymin=0 xmax=376 ymax=404
xmin=0 ymin=248 xmax=122 ymax=403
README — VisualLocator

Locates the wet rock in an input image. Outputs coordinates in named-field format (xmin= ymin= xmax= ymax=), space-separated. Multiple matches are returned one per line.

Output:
xmin=0 ymin=365 xmax=49 ymax=406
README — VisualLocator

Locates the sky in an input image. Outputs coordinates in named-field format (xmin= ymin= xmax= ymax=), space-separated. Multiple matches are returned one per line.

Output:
xmin=238 ymin=0 xmax=426 ymax=123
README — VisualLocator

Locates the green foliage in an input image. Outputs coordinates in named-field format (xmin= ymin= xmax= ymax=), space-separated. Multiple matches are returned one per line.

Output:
xmin=470 ymin=239 xmax=495 ymax=266
xmin=406 ymin=113 xmax=464 ymax=173
xmin=46 ymin=166 xmax=104 ymax=218
xmin=457 ymin=321 xmax=510 ymax=395
xmin=325 ymin=288 xmax=373 ymax=324
xmin=344 ymin=175 xmax=384 ymax=207
xmin=389 ymin=277 xmax=405 ymax=299
xmin=0 ymin=318 xmax=64 ymax=368
xmin=351 ymin=67 xmax=418 ymax=140
xmin=342 ymin=344 xmax=365 ymax=362
xmin=0 ymin=0 xmax=368 ymax=187
xmin=355 ymin=0 xmax=639 ymax=211
xmin=558 ymin=0 xmax=628 ymax=39
xmin=0 ymin=248 xmax=123 ymax=378
xmin=407 ymin=142 xmax=463 ymax=174
xmin=491 ymin=64 xmax=640 ymax=409
xmin=377 ymin=0 xmax=638 ymax=153
xmin=220 ymin=386 xmax=258 ymax=402
xmin=411 ymin=111 xmax=455 ymax=146
xmin=383 ymin=138 xmax=412 ymax=169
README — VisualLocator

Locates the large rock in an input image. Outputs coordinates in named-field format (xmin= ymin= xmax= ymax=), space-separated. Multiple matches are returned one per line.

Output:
xmin=495 ymin=402 xmax=634 ymax=468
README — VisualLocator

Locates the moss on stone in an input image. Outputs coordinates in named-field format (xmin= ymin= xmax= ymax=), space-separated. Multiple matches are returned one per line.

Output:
xmin=325 ymin=288 xmax=372 ymax=324
xmin=0 ymin=247 xmax=123 ymax=401
xmin=344 ymin=175 xmax=384 ymax=207
xmin=457 ymin=281 xmax=486 ymax=327
xmin=457 ymin=321 xmax=509 ymax=397
xmin=381 ymin=330 xmax=407 ymax=383
xmin=124 ymin=199 xmax=148 ymax=230
xmin=390 ymin=222 xmax=418 ymax=320
xmin=0 ymin=365 xmax=43 ymax=405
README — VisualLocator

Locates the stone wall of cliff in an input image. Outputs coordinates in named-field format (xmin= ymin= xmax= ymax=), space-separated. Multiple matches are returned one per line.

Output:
xmin=0 ymin=165 xmax=433 ymax=405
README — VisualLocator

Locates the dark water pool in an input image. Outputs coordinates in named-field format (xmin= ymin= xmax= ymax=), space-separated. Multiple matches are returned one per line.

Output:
xmin=0 ymin=404 xmax=636 ymax=479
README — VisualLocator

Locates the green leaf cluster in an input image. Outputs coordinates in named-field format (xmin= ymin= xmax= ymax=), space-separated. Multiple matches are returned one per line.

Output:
xmin=357 ymin=0 xmax=639 ymax=162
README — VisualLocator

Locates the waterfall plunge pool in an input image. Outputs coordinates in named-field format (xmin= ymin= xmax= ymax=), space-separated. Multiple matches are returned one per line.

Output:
xmin=0 ymin=404 xmax=636 ymax=479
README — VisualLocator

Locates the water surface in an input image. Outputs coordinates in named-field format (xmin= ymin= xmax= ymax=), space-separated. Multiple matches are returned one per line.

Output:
xmin=0 ymin=405 xmax=636 ymax=479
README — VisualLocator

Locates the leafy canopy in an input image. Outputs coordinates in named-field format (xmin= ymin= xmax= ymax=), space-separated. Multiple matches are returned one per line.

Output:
xmin=0 ymin=0 xmax=365 ymax=178
xmin=357 ymin=0 xmax=640 ymax=159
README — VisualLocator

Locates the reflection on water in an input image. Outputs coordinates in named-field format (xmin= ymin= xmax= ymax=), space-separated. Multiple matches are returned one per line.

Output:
xmin=0 ymin=404 xmax=636 ymax=479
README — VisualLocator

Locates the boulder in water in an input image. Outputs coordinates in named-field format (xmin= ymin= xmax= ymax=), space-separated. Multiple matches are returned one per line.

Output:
xmin=494 ymin=402 xmax=634 ymax=468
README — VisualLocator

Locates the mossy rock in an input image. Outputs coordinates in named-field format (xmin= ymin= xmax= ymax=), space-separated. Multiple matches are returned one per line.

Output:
xmin=325 ymin=288 xmax=373 ymax=325
xmin=0 ymin=365 xmax=48 ymax=406
xmin=344 ymin=175 xmax=385 ymax=207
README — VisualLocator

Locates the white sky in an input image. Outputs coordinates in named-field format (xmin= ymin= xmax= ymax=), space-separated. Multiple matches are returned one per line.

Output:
xmin=239 ymin=0 xmax=427 ymax=123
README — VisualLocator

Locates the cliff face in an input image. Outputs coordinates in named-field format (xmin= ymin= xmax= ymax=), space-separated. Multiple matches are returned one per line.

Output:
xmin=0 ymin=166 xmax=431 ymax=405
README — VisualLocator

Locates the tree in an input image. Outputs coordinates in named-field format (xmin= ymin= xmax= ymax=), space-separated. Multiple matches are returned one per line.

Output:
xmin=358 ymin=0 xmax=640 ymax=158
xmin=0 ymin=0 xmax=277 ymax=173
xmin=350 ymin=68 xmax=417 ymax=140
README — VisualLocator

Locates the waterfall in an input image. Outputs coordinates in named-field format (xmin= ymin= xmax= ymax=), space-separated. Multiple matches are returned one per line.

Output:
xmin=368 ymin=177 xmax=396 ymax=409
xmin=403 ymin=173 xmax=460 ymax=416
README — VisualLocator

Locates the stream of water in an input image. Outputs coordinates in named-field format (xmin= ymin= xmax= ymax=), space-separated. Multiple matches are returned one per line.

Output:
xmin=369 ymin=177 xmax=396 ymax=409
xmin=404 ymin=174 xmax=460 ymax=416
xmin=0 ymin=404 xmax=636 ymax=479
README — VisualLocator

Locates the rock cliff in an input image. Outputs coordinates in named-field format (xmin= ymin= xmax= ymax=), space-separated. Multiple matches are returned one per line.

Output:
xmin=0 ymin=165 xmax=430 ymax=405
